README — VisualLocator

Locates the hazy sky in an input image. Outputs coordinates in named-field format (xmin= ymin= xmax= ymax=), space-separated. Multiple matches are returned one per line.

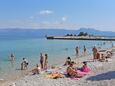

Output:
xmin=0 ymin=0 xmax=115 ymax=31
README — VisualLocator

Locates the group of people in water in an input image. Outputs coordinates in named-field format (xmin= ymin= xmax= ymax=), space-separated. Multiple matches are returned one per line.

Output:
xmin=9 ymin=53 xmax=48 ymax=72
xmin=75 ymin=45 xmax=87 ymax=57
xmin=40 ymin=53 xmax=48 ymax=70
xmin=31 ymin=53 xmax=48 ymax=75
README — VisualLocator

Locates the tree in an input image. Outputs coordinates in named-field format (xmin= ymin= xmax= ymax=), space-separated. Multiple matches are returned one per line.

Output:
xmin=78 ymin=32 xmax=89 ymax=36
xmin=78 ymin=32 xmax=84 ymax=36
xmin=65 ymin=34 xmax=70 ymax=36
xmin=84 ymin=32 xmax=88 ymax=36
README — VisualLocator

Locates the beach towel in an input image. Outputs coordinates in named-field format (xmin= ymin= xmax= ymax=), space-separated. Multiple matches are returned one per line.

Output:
xmin=77 ymin=69 xmax=91 ymax=76
xmin=70 ymin=77 xmax=80 ymax=80
xmin=46 ymin=73 xmax=64 ymax=79
xmin=81 ymin=67 xmax=91 ymax=73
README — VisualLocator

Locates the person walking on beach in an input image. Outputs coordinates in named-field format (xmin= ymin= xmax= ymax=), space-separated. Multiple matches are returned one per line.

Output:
xmin=40 ymin=53 xmax=44 ymax=69
xmin=83 ymin=45 xmax=87 ymax=56
xmin=92 ymin=46 xmax=98 ymax=62
xmin=75 ymin=46 xmax=79 ymax=57
xmin=44 ymin=54 xmax=48 ymax=70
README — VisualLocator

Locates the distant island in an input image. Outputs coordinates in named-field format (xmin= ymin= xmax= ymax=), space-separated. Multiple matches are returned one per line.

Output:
xmin=46 ymin=32 xmax=115 ymax=41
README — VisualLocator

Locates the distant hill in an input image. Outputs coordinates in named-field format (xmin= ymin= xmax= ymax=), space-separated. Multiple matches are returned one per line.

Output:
xmin=0 ymin=28 xmax=115 ymax=40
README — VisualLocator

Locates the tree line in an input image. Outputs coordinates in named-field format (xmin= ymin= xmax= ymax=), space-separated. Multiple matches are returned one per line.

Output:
xmin=65 ymin=32 xmax=92 ymax=36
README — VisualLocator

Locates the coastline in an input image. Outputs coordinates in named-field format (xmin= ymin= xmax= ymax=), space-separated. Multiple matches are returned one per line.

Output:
xmin=1 ymin=47 xmax=115 ymax=86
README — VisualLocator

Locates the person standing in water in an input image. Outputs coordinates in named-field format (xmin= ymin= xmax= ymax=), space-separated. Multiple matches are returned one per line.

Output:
xmin=44 ymin=54 xmax=48 ymax=70
xmin=10 ymin=53 xmax=15 ymax=61
xmin=75 ymin=46 xmax=79 ymax=57
xmin=40 ymin=53 xmax=44 ymax=69
xmin=83 ymin=45 xmax=87 ymax=56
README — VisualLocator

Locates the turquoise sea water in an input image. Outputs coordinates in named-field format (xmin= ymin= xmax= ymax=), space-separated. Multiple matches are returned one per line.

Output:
xmin=0 ymin=38 xmax=114 ymax=79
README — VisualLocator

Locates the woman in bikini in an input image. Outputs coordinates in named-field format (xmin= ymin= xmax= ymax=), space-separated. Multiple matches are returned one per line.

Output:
xmin=66 ymin=62 xmax=83 ymax=78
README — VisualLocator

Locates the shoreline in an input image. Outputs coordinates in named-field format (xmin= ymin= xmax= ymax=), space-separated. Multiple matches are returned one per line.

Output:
xmin=0 ymin=51 xmax=93 ymax=85
xmin=1 ymin=47 xmax=115 ymax=86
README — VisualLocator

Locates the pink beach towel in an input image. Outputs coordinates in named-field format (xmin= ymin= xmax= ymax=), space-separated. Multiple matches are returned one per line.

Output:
xmin=76 ymin=67 xmax=91 ymax=75
xmin=82 ymin=67 xmax=91 ymax=73
xmin=70 ymin=77 xmax=80 ymax=80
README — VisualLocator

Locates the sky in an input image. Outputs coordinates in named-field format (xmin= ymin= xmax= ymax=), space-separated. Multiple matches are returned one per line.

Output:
xmin=0 ymin=0 xmax=115 ymax=31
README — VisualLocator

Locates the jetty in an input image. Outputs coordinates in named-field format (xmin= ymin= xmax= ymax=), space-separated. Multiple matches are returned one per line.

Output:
xmin=46 ymin=36 xmax=115 ymax=41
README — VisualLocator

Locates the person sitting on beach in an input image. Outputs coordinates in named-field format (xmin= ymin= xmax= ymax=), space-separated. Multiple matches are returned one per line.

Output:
xmin=66 ymin=62 xmax=83 ymax=78
xmin=31 ymin=64 xmax=41 ymax=75
xmin=64 ymin=57 xmax=71 ymax=66
xmin=21 ymin=58 xmax=29 ymax=70
xmin=80 ymin=61 xmax=91 ymax=73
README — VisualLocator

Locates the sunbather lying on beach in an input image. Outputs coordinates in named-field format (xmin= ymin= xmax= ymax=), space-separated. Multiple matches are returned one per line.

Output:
xmin=46 ymin=72 xmax=64 ymax=79
xmin=66 ymin=62 xmax=83 ymax=78
xmin=79 ymin=61 xmax=91 ymax=73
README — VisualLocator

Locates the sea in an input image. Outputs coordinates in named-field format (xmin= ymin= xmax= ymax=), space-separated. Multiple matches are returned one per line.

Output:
xmin=0 ymin=37 xmax=114 ymax=79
